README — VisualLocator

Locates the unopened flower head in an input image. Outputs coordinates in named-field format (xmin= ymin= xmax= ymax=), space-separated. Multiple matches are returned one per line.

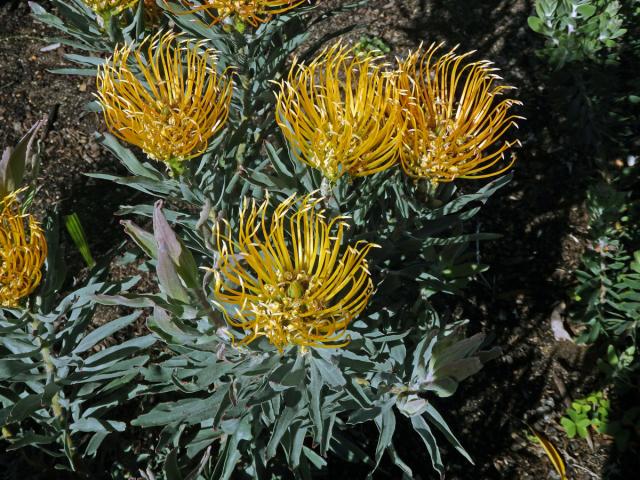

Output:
xmin=0 ymin=192 xmax=47 ymax=308
xmin=96 ymin=31 xmax=233 ymax=170
xmin=275 ymin=42 xmax=404 ymax=182
xmin=397 ymin=44 xmax=522 ymax=183
xmin=173 ymin=0 xmax=306 ymax=28
xmin=213 ymin=193 xmax=378 ymax=351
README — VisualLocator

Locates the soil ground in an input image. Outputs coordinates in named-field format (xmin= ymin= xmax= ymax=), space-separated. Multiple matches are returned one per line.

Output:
xmin=1 ymin=0 xmax=637 ymax=479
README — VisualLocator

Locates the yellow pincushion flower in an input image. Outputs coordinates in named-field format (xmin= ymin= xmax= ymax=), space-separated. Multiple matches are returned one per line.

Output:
xmin=83 ymin=0 xmax=138 ymax=16
xmin=96 ymin=32 xmax=233 ymax=170
xmin=397 ymin=44 xmax=522 ymax=183
xmin=173 ymin=0 xmax=306 ymax=28
xmin=213 ymin=193 xmax=378 ymax=351
xmin=0 ymin=192 xmax=47 ymax=308
xmin=83 ymin=0 xmax=160 ymax=21
xmin=275 ymin=42 xmax=404 ymax=182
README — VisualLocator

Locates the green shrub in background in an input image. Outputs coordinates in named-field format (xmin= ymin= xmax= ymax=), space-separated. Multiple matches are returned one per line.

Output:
xmin=568 ymin=178 xmax=640 ymax=453
xmin=528 ymin=0 xmax=639 ymax=152
xmin=572 ymin=182 xmax=639 ymax=344
xmin=572 ymin=179 xmax=639 ymax=365
xmin=528 ymin=0 xmax=627 ymax=68
xmin=0 ymin=0 xmax=524 ymax=477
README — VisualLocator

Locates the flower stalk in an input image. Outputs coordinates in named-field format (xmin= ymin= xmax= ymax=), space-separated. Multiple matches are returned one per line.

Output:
xmin=31 ymin=318 xmax=79 ymax=471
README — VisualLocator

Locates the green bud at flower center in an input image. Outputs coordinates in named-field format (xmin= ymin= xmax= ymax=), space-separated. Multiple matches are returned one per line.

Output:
xmin=287 ymin=280 xmax=305 ymax=299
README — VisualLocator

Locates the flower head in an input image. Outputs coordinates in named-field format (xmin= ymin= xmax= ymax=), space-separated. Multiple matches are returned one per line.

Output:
xmin=213 ymin=193 xmax=377 ymax=350
xmin=173 ymin=0 xmax=306 ymax=28
xmin=83 ymin=0 xmax=160 ymax=21
xmin=397 ymin=44 xmax=522 ymax=183
xmin=96 ymin=31 xmax=233 ymax=169
xmin=0 ymin=192 xmax=47 ymax=308
xmin=275 ymin=42 xmax=404 ymax=182
xmin=83 ymin=0 xmax=137 ymax=16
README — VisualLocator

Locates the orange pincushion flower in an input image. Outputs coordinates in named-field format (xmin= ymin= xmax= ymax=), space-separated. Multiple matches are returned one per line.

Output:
xmin=96 ymin=31 xmax=233 ymax=169
xmin=397 ymin=44 xmax=522 ymax=183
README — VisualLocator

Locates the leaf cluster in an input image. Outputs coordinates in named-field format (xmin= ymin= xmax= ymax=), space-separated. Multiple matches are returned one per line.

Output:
xmin=527 ymin=0 xmax=640 ymax=154
xmin=560 ymin=391 xmax=609 ymax=439
xmin=528 ymin=0 xmax=627 ymax=68
xmin=572 ymin=182 xmax=639 ymax=345
xmin=1 ymin=210 xmax=154 ymax=475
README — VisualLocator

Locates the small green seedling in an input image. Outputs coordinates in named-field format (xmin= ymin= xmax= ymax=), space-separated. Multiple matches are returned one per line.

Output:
xmin=560 ymin=391 xmax=609 ymax=439
xmin=355 ymin=35 xmax=391 ymax=57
